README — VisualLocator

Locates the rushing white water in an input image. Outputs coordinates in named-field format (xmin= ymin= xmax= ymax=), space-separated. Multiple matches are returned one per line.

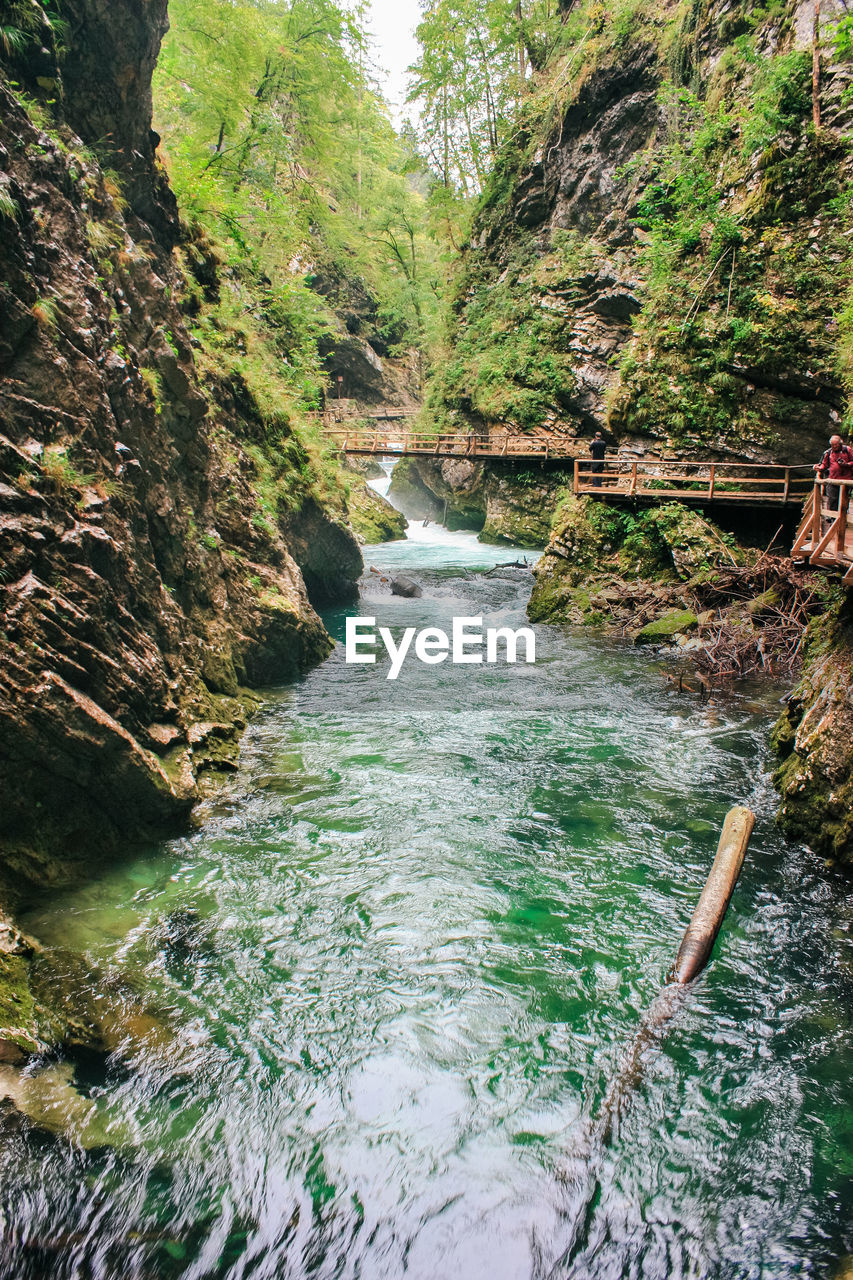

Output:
xmin=365 ymin=458 xmax=395 ymax=499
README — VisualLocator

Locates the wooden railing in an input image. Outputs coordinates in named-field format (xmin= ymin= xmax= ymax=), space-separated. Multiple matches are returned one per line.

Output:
xmin=321 ymin=428 xmax=573 ymax=460
xmin=321 ymin=427 xmax=828 ymax=519
xmin=791 ymin=478 xmax=853 ymax=584
xmin=573 ymin=459 xmax=814 ymax=506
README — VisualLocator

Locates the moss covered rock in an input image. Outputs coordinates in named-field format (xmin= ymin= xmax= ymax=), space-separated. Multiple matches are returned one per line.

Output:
xmin=480 ymin=472 xmax=567 ymax=547
xmin=634 ymin=610 xmax=699 ymax=644
xmin=387 ymin=457 xmax=445 ymax=522
xmin=529 ymin=496 xmax=742 ymax=625
xmin=773 ymin=596 xmax=853 ymax=864
xmin=346 ymin=482 xmax=407 ymax=544
xmin=620 ymin=503 xmax=740 ymax=581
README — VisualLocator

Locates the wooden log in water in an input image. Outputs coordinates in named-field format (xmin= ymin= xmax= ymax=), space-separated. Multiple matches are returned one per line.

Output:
xmin=593 ymin=804 xmax=755 ymax=1146
xmin=670 ymin=805 xmax=755 ymax=984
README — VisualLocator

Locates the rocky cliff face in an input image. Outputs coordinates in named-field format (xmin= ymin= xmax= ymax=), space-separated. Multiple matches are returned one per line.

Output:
xmin=773 ymin=596 xmax=853 ymax=864
xmin=0 ymin=0 xmax=362 ymax=902
xmin=431 ymin=0 xmax=852 ymax=463
xmin=389 ymin=457 xmax=564 ymax=546
xmin=309 ymin=264 xmax=422 ymax=409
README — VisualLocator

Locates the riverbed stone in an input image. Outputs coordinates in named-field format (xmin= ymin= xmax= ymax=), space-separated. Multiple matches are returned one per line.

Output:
xmin=634 ymin=611 xmax=699 ymax=644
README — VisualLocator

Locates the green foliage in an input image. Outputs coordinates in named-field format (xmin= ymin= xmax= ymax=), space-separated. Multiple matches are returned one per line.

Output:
xmin=140 ymin=367 xmax=164 ymax=414
xmin=31 ymin=295 xmax=59 ymax=328
xmin=738 ymin=49 xmax=810 ymax=157
xmin=0 ymin=0 xmax=51 ymax=58
xmin=86 ymin=218 xmax=123 ymax=261
xmin=409 ymin=0 xmax=545 ymax=193
xmin=0 ymin=181 xmax=18 ymax=220
xmin=154 ymin=0 xmax=440 ymax=397
xmin=429 ymin=236 xmax=582 ymax=430
xmin=39 ymin=447 xmax=95 ymax=499
xmin=7 ymin=83 xmax=54 ymax=132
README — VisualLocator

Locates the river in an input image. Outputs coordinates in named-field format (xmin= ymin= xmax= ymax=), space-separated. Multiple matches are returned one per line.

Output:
xmin=6 ymin=472 xmax=853 ymax=1279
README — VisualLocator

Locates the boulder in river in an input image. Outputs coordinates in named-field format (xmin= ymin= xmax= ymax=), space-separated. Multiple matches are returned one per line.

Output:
xmin=390 ymin=576 xmax=423 ymax=598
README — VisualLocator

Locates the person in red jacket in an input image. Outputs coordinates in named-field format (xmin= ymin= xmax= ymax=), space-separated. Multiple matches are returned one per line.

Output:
xmin=814 ymin=434 xmax=853 ymax=516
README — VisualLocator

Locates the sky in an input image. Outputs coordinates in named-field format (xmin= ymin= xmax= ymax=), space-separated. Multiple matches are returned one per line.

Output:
xmin=364 ymin=0 xmax=422 ymax=126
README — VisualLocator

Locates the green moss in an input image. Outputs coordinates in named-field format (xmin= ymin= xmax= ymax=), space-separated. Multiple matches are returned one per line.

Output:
xmin=0 ymin=952 xmax=44 ymax=1053
xmin=346 ymin=483 xmax=407 ymax=543
xmin=428 ymin=234 xmax=582 ymax=431
xmin=634 ymin=609 xmax=698 ymax=643
xmin=771 ymin=597 xmax=853 ymax=862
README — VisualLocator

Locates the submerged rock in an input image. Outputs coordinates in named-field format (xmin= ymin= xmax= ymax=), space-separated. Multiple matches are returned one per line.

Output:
xmin=0 ymin=913 xmax=176 ymax=1063
xmin=0 ymin=1061 xmax=101 ymax=1145
xmin=157 ymin=908 xmax=214 ymax=978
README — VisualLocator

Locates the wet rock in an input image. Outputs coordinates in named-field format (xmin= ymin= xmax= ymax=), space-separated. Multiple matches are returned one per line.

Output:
xmin=391 ymin=456 xmax=561 ymax=547
xmin=346 ymin=482 xmax=407 ymax=544
xmin=279 ymin=498 xmax=362 ymax=607
xmin=387 ymin=458 xmax=445 ymax=523
xmin=390 ymin=576 xmax=422 ymax=598
xmin=773 ymin=598 xmax=853 ymax=863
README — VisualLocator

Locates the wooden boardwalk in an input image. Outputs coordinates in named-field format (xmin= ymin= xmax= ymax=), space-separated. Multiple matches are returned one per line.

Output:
xmin=321 ymin=426 xmax=570 ymax=461
xmin=572 ymin=459 xmax=814 ymax=508
xmin=791 ymin=479 xmax=853 ymax=584
xmin=322 ymin=426 xmax=814 ymax=506
xmin=322 ymin=425 xmax=852 ymax=580
xmin=322 ymin=408 xmax=420 ymax=425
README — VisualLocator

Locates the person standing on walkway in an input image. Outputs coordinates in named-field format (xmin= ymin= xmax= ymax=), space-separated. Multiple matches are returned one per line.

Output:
xmin=814 ymin=434 xmax=853 ymax=516
xmin=589 ymin=431 xmax=607 ymax=489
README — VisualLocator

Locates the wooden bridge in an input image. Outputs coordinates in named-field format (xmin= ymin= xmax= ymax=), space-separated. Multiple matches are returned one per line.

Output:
xmin=322 ymin=408 xmax=420 ymax=425
xmin=322 ymin=426 xmax=853 ymax=580
xmin=321 ymin=426 xmax=570 ymax=461
xmin=323 ymin=427 xmax=813 ymax=504
xmin=792 ymin=479 xmax=853 ymax=585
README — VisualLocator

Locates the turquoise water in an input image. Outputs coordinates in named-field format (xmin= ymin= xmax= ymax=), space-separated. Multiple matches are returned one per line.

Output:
xmin=5 ymin=517 xmax=853 ymax=1279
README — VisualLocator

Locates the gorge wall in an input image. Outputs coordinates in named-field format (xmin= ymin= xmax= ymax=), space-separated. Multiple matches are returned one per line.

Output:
xmin=430 ymin=0 xmax=852 ymax=463
xmin=0 ymin=0 xmax=364 ymax=901
xmin=418 ymin=0 xmax=853 ymax=862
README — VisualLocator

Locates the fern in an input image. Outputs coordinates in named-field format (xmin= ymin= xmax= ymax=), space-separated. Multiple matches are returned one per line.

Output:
xmin=0 ymin=184 xmax=18 ymax=221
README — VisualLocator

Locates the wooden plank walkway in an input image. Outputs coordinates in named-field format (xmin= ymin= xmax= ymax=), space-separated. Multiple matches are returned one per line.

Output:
xmin=321 ymin=428 xmax=813 ymax=505
xmin=573 ymin=459 xmax=814 ymax=508
xmin=322 ymin=408 xmax=420 ymax=425
xmin=321 ymin=427 xmax=570 ymax=460
xmin=322 ymin=425 xmax=852 ymax=580
xmin=791 ymin=479 xmax=853 ymax=585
